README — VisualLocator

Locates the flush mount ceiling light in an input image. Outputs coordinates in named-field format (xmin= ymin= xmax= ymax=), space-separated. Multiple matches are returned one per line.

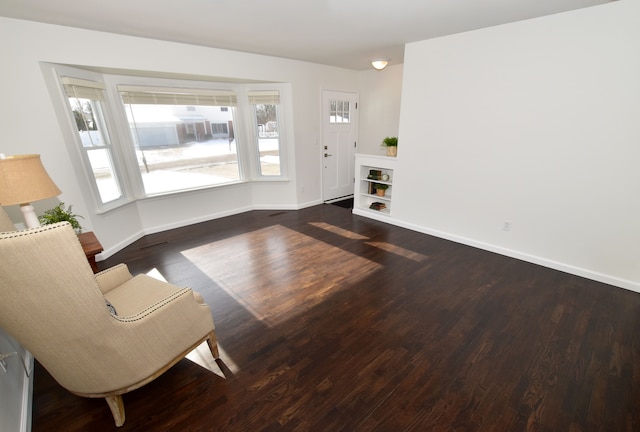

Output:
xmin=370 ymin=58 xmax=390 ymax=71
xmin=370 ymin=58 xmax=390 ymax=70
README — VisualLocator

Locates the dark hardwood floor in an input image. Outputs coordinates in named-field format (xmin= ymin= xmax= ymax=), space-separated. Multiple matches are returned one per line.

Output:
xmin=32 ymin=204 xmax=640 ymax=431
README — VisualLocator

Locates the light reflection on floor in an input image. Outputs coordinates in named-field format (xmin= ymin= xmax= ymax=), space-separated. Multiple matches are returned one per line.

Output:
xmin=145 ymin=268 xmax=237 ymax=376
xmin=146 ymin=221 xmax=427 ymax=378
xmin=186 ymin=342 xmax=238 ymax=378
xmin=181 ymin=224 xmax=382 ymax=327
xmin=308 ymin=221 xmax=369 ymax=240
xmin=364 ymin=241 xmax=428 ymax=262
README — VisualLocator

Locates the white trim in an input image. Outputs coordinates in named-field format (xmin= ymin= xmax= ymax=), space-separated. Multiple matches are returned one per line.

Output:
xmin=95 ymin=199 xmax=323 ymax=260
xmin=21 ymin=353 xmax=34 ymax=432
xmin=324 ymin=194 xmax=353 ymax=204
xmin=41 ymin=63 xmax=132 ymax=213
xmin=354 ymin=208 xmax=640 ymax=293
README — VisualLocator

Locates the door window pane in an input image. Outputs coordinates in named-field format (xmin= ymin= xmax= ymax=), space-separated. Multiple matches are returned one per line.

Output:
xmin=329 ymin=99 xmax=350 ymax=123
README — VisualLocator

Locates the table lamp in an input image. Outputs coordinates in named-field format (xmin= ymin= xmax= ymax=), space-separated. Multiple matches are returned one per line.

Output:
xmin=0 ymin=154 xmax=62 ymax=228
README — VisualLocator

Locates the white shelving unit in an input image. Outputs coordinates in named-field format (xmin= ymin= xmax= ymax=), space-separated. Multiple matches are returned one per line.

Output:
xmin=353 ymin=154 xmax=398 ymax=220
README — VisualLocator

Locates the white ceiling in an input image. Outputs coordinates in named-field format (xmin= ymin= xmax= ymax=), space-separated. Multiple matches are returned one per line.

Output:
xmin=0 ymin=0 xmax=612 ymax=70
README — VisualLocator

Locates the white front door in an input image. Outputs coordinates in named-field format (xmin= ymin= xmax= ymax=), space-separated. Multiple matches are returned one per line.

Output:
xmin=322 ymin=90 xmax=358 ymax=202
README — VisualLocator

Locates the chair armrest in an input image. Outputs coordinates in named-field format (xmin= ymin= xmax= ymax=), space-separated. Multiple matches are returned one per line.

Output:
xmin=95 ymin=263 xmax=133 ymax=294
xmin=89 ymin=287 xmax=215 ymax=393
xmin=114 ymin=287 xmax=205 ymax=323
xmin=43 ymin=273 xmax=216 ymax=396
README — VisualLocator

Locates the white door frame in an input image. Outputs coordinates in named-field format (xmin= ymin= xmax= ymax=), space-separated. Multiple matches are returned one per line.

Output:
xmin=321 ymin=90 xmax=359 ymax=202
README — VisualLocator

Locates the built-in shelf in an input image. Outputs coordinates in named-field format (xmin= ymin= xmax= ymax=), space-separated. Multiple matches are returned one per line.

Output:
xmin=353 ymin=154 xmax=397 ymax=219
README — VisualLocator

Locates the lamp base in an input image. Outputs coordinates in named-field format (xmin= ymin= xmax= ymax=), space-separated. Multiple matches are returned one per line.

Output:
xmin=20 ymin=204 xmax=41 ymax=229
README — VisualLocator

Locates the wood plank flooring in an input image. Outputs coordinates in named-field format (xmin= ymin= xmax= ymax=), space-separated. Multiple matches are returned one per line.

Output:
xmin=32 ymin=204 xmax=640 ymax=431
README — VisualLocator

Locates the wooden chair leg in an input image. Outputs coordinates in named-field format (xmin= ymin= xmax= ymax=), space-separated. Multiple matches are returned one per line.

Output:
xmin=105 ymin=395 xmax=125 ymax=427
xmin=206 ymin=330 xmax=220 ymax=359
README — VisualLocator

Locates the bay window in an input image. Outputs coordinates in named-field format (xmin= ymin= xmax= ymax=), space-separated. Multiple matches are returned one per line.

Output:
xmin=51 ymin=65 xmax=290 ymax=212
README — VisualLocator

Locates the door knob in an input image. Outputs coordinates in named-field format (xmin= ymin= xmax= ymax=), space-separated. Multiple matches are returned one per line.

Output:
xmin=324 ymin=153 xmax=333 ymax=157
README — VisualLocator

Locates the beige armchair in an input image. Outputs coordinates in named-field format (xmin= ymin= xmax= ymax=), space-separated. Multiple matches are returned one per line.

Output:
xmin=0 ymin=222 xmax=219 ymax=427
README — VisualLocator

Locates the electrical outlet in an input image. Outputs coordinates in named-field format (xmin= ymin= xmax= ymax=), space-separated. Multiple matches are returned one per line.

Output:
xmin=503 ymin=221 xmax=511 ymax=232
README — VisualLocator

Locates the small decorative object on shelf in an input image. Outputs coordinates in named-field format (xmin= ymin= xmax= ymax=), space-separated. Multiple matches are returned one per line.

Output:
xmin=369 ymin=202 xmax=387 ymax=211
xmin=39 ymin=202 xmax=84 ymax=233
xmin=375 ymin=183 xmax=389 ymax=196
xmin=368 ymin=169 xmax=382 ymax=180
xmin=381 ymin=136 xmax=398 ymax=157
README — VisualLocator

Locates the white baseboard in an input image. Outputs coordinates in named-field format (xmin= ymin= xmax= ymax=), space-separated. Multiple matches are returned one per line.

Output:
xmin=354 ymin=210 xmax=640 ymax=294
xmin=97 ymin=201 xmax=323 ymax=261
xmin=96 ymin=202 xmax=639 ymax=293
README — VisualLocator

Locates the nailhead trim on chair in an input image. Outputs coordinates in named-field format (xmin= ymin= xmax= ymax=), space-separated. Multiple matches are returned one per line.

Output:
xmin=0 ymin=222 xmax=70 ymax=238
xmin=112 ymin=288 xmax=194 ymax=322
xmin=95 ymin=265 xmax=123 ymax=277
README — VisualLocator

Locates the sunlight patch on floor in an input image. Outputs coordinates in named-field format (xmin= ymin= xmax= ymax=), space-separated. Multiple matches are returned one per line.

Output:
xmin=186 ymin=342 xmax=238 ymax=378
xmin=181 ymin=224 xmax=382 ymax=327
xmin=146 ymin=267 xmax=168 ymax=281
xmin=144 ymin=268 xmax=237 ymax=376
xmin=365 ymin=241 xmax=429 ymax=262
xmin=308 ymin=221 xmax=369 ymax=240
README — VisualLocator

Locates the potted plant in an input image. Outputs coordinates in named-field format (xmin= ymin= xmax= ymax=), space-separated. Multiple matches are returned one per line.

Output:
xmin=381 ymin=136 xmax=398 ymax=157
xmin=375 ymin=183 xmax=389 ymax=197
xmin=39 ymin=202 xmax=84 ymax=233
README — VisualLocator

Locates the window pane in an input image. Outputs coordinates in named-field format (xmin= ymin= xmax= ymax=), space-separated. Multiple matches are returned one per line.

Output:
xmin=87 ymin=148 xmax=122 ymax=203
xmin=122 ymin=102 xmax=240 ymax=195
xmin=254 ymin=103 xmax=281 ymax=176
xmin=67 ymin=95 xmax=123 ymax=204
xmin=69 ymin=98 xmax=107 ymax=147
xmin=329 ymin=99 xmax=350 ymax=124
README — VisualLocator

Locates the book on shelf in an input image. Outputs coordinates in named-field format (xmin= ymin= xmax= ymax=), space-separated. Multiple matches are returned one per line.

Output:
xmin=369 ymin=202 xmax=387 ymax=211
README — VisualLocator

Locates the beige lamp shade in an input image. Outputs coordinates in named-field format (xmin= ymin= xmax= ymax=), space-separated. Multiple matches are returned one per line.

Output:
xmin=0 ymin=154 xmax=61 ymax=206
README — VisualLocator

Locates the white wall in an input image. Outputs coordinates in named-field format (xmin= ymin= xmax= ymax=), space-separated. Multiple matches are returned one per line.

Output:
xmin=0 ymin=17 xmax=359 ymax=256
xmin=394 ymin=1 xmax=640 ymax=291
xmin=0 ymin=330 xmax=32 ymax=432
xmin=357 ymin=64 xmax=403 ymax=155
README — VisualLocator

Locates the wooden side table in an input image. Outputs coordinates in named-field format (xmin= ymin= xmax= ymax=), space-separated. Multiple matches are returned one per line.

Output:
xmin=77 ymin=231 xmax=103 ymax=273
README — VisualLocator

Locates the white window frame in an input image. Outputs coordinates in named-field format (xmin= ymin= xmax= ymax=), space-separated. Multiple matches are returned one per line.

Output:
xmin=244 ymin=83 xmax=291 ymax=180
xmin=45 ymin=64 xmax=131 ymax=213
xmin=105 ymin=75 xmax=246 ymax=198
xmin=46 ymin=65 xmax=292 ymax=213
